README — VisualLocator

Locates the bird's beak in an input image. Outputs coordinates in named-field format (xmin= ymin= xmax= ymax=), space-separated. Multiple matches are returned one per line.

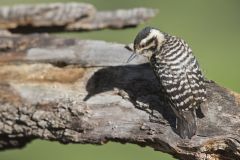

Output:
xmin=125 ymin=43 xmax=138 ymax=63
xmin=126 ymin=52 xmax=138 ymax=63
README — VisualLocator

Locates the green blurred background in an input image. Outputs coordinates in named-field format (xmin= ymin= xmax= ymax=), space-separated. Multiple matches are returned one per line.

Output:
xmin=0 ymin=0 xmax=239 ymax=160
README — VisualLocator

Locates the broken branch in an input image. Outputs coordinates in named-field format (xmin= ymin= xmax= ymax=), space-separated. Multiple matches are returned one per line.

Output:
xmin=0 ymin=33 xmax=239 ymax=160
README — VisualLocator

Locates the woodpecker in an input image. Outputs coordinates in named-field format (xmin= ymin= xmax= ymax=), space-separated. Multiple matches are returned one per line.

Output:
xmin=128 ymin=27 xmax=207 ymax=139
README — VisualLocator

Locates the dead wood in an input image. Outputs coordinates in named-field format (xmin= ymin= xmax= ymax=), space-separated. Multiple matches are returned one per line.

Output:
xmin=0 ymin=33 xmax=239 ymax=160
xmin=0 ymin=3 xmax=157 ymax=33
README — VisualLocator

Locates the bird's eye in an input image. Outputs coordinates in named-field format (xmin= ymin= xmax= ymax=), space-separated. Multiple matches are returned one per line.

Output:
xmin=140 ymin=44 xmax=146 ymax=48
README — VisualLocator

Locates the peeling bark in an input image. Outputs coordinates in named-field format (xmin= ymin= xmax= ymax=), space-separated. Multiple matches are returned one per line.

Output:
xmin=0 ymin=3 xmax=157 ymax=32
xmin=0 ymin=33 xmax=239 ymax=160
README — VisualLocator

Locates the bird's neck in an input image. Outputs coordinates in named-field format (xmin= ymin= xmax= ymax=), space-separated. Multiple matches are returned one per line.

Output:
xmin=155 ymin=31 xmax=166 ymax=51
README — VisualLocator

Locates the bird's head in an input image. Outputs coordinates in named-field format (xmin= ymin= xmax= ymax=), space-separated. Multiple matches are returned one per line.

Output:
xmin=127 ymin=27 xmax=165 ymax=62
xmin=134 ymin=27 xmax=165 ymax=58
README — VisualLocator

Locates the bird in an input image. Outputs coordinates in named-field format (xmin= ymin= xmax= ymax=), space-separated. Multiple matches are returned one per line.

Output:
xmin=127 ymin=26 xmax=207 ymax=139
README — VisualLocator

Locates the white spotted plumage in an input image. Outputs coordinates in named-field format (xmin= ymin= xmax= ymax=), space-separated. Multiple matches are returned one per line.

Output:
xmin=131 ymin=27 xmax=207 ymax=139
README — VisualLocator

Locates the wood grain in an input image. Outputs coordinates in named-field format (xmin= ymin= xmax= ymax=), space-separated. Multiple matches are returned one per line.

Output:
xmin=0 ymin=33 xmax=239 ymax=160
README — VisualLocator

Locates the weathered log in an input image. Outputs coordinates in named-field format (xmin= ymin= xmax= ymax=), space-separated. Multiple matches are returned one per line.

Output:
xmin=0 ymin=3 xmax=157 ymax=32
xmin=66 ymin=8 xmax=158 ymax=30
xmin=0 ymin=33 xmax=239 ymax=160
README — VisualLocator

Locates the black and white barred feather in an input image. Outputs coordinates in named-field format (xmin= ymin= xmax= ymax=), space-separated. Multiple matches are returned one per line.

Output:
xmin=152 ymin=33 xmax=207 ymax=111
xmin=131 ymin=27 xmax=207 ymax=139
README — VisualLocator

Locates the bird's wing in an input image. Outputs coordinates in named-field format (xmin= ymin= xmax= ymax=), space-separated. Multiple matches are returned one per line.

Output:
xmin=159 ymin=66 xmax=196 ymax=112
xmin=185 ymin=59 xmax=207 ymax=105
xmin=158 ymin=65 xmax=199 ymax=138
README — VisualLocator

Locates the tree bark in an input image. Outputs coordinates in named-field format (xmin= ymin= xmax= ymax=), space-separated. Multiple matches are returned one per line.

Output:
xmin=0 ymin=33 xmax=239 ymax=160
xmin=0 ymin=2 xmax=157 ymax=33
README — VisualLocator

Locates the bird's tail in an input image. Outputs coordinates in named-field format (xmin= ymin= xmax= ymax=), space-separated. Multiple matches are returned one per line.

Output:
xmin=176 ymin=110 xmax=197 ymax=139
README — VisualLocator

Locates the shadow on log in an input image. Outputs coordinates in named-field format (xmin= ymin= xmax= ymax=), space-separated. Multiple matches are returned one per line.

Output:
xmin=83 ymin=64 xmax=177 ymax=131
xmin=0 ymin=33 xmax=239 ymax=160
